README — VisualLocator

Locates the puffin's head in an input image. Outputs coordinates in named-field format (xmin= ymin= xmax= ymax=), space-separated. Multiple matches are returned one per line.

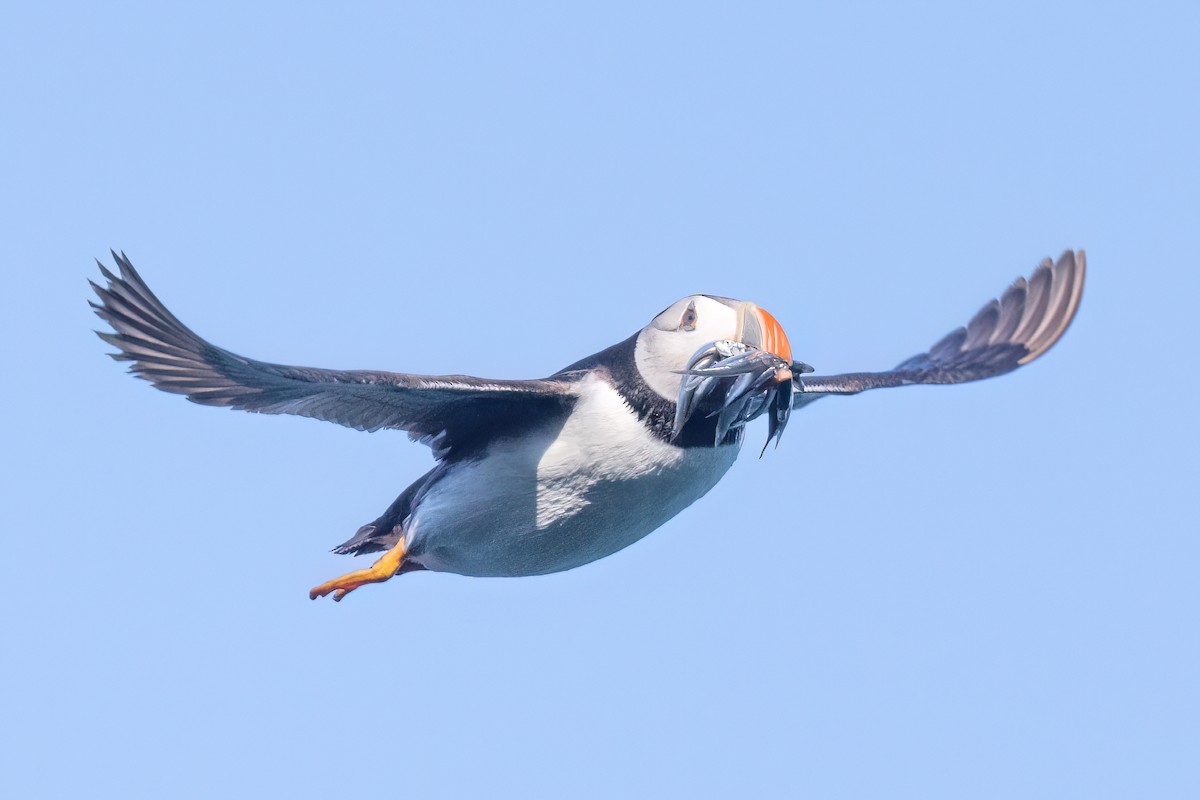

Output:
xmin=635 ymin=295 xmax=795 ymax=400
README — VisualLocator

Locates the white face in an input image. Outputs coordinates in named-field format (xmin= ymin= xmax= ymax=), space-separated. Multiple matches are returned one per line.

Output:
xmin=634 ymin=295 xmax=742 ymax=400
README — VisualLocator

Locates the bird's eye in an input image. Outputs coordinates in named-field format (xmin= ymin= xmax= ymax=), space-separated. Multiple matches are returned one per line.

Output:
xmin=680 ymin=302 xmax=698 ymax=331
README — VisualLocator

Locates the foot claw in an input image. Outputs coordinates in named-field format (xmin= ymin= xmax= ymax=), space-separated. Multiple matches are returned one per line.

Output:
xmin=308 ymin=580 xmax=355 ymax=601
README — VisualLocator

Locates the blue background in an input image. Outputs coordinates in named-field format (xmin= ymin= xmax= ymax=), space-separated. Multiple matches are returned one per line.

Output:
xmin=3 ymin=2 xmax=1197 ymax=798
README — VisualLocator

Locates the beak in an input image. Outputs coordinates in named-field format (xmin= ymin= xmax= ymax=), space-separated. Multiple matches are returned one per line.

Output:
xmin=736 ymin=302 xmax=795 ymax=381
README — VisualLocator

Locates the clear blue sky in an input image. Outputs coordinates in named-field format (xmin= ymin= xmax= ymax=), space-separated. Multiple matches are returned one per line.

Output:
xmin=3 ymin=2 xmax=1197 ymax=798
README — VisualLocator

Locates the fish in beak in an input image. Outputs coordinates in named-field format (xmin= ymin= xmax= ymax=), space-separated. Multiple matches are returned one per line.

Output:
xmin=672 ymin=303 xmax=813 ymax=453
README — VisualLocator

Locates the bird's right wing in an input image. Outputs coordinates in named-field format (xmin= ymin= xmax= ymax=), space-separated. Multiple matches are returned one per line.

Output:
xmin=91 ymin=252 xmax=583 ymax=457
xmin=793 ymin=250 xmax=1085 ymax=409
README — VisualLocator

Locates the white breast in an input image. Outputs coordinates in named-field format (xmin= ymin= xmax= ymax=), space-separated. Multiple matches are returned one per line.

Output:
xmin=405 ymin=374 xmax=740 ymax=577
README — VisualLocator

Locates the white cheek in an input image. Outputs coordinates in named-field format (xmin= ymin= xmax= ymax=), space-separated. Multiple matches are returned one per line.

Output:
xmin=634 ymin=310 xmax=738 ymax=400
xmin=634 ymin=328 xmax=695 ymax=400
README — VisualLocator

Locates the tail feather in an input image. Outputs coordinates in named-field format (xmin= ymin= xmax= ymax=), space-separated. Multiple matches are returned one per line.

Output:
xmin=333 ymin=523 xmax=389 ymax=556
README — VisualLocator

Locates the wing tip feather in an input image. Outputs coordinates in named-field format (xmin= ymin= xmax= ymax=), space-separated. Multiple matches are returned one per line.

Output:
xmin=1016 ymin=248 xmax=1085 ymax=365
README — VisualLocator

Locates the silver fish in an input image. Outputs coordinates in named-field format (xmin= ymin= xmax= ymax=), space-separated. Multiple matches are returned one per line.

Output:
xmin=672 ymin=340 xmax=810 ymax=453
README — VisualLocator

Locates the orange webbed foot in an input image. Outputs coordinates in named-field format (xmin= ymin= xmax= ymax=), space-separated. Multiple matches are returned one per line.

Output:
xmin=309 ymin=537 xmax=407 ymax=602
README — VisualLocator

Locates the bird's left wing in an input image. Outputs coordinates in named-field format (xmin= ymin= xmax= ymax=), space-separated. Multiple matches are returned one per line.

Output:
xmin=91 ymin=252 xmax=582 ymax=455
xmin=794 ymin=250 xmax=1085 ymax=409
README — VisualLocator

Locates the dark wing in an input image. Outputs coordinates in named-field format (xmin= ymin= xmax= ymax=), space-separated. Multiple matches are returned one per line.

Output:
xmin=794 ymin=250 xmax=1085 ymax=409
xmin=91 ymin=252 xmax=581 ymax=456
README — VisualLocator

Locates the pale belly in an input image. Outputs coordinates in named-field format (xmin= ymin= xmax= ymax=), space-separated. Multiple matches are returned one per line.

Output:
xmin=403 ymin=378 xmax=741 ymax=577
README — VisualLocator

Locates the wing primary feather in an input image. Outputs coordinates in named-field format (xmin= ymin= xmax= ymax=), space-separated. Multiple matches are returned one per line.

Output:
xmin=1012 ymin=259 xmax=1054 ymax=344
xmin=990 ymin=279 xmax=1027 ymax=344
xmin=964 ymin=299 xmax=1000 ymax=350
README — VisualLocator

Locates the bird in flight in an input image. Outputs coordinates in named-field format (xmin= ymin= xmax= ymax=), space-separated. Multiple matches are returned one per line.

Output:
xmin=92 ymin=250 xmax=1084 ymax=601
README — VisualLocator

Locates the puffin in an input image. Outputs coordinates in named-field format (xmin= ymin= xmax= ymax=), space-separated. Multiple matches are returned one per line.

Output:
xmin=91 ymin=250 xmax=1085 ymax=600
